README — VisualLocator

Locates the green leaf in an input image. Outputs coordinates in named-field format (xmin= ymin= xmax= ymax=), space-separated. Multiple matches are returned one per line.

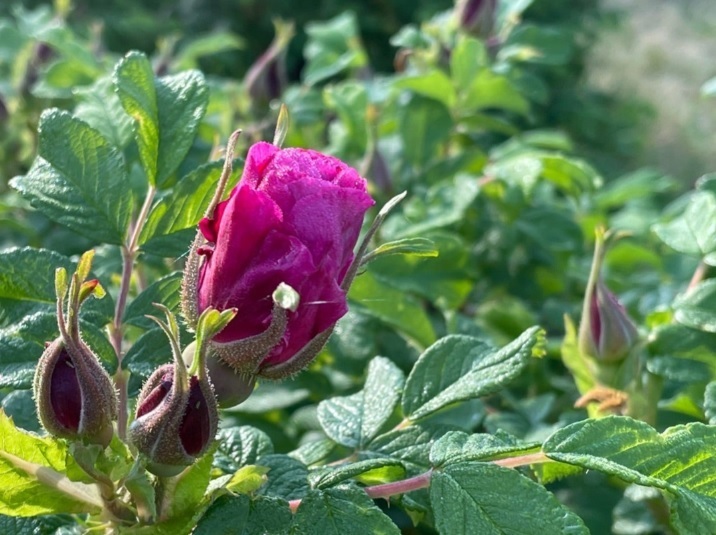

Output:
xmin=123 ymin=272 xmax=183 ymax=330
xmin=451 ymin=37 xmax=488 ymax=93
xmin=653 ymin=191 xmax=716 ymax=256
xmin=258 ymin=455 xmax=309 ymax=500
xmin=544 ymin=416 xmax=716 ymax=534
xmin=430 ymin=462 xmax=588 ymax=534
xmin=12 ymin=109 xmax=134 ymax=244
xmin=429 ymin=430 xmax=540 ymax=466
xmin=317 ymin=357 xmax=404 ymax=448
xmin=362 ymin=237 xmax=438 ymax=264
xmin=139 ymin=159 xmax=240 ymax=256
xmin=348 ymin=271 xmax=436 ymax=348
xmin=173 ymin=31 xmax=245 ymax=70
xmin=395 ymin=70 xmax=456 ymax=108
xmin=0 ymin=390 xmax=40 ymax=433
xmin=123 ymin=328 xmax=173 ymax=379
xmin=706 ymin=382 xmax=716 ymax=424
xmin=0 ymin=411 xmax=103 ymax=516
xmin=499 ymin=25 xmax=573 ymax=66
xmin=114 ymin=52 xmax=209 ymax=186
xmin=194 ymin=494 xmax=291 ymax=535
xmin=292 ymin=485 xmax=400 ymax=535
xmin=399 ymin=95 xmax=452 ymax=167
xmin=214 ymin=426 xmax=274 ymax=474
xmin=309 ymin=458 xmax=405 ymax=489
xmin=402 ymin=327 xmax=545 ymax=421
xmin=165 ymin=451 xmax=214 ymax=520
xmin=516 ymin=207 xmax=583 ymax=253
xmin=303 ymin=12 xmax=367 ymax=86
xmin=367 ymin=233 xmax=472 ymax=310
xmin=289 ymin=439 xmax=337 ymax=467
xmin=363 ymin=425 xmax=451 ymax=473
xmin=324 ymin=82 xmax=368 ymax=157
xmin=673 ymin=279 xmax=716 ymax=333
xmin=74 ymin=76 xmax=134 ymax=149
xmin=0 ymin=514 xmax=77 ymax=534
xmin=462 ymin=69 xmax=530 ymax=116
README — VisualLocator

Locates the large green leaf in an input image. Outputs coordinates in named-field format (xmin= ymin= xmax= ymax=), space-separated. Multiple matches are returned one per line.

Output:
xmin=673 ymin=279 xmax=716 ymax=333
xmin=653 ymin=191 xmax=716 ymax=257
xmin=11 ymin=110 xmax=133 ymax=245
xmin=194 ymin=494 xmax=291 ymax=535
xmin=429 ymin=430 xmax=540 ymax=466
xmin=114 ymin=51 xmax=209 ymax=186
xmin=139 ymin=159 xmax=241 ymax=256
xmin=399 ymin=95 xmax=453 ymax=167
xmin=123 ymin=272 xmax=183 ymax=330
xmin=317 ymin=357 xmax=404 ymax=448
xmin=0 ymin=411 xmax=102 ymax=516
xmin=402 ymin=327 xmax=545 ymax=421
xmin=214 ymin=426 xmax=274 ymax=474
xmin=348 ymin=271 xmax=435 ymax=348
xmin=308 ymin=458 xmax=405 ymax=489
xmin=430 ymin=462 xmax=588 ymax=534
xmin=291 ymin=486 xmax=400 ymax=535
xmin=544 ymin=416 xmax=716 ymax=534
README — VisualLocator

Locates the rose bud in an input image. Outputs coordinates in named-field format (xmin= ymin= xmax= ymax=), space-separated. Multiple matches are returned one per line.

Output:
xmin=182 ymin=138 xmax=375 ymax=386
xmin=129 ymin=306 xmax=231 ymax=476
xmin=578 ymin=230 xmax=639 ymax=363
xmin=34 ymin=254 xmax=117 ymax=447
xmin=244 ymin=20 xmax=295 ymax=106
xmin=455 ymin=0 xmax=497 ymax=37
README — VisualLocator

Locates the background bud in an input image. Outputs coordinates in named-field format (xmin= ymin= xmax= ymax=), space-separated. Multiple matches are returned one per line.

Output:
xmin=455 ymin=0 xmax=497 ymax=37
xmin=578 ymin=230 xmax=639 ymax=363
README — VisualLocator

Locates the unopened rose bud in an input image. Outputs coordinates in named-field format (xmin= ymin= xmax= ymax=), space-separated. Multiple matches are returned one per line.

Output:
xmin=578 ymin=230 xmax=639 ymax=363
xmin=455 ymin=0 xmax=497 ymax=37
xmin=182 ymin=139 xmax=375 ymax=384
xmin=34 ymin=256 xmax=117 ymax=447
xmin=130 ymin=363 xmax=218 ymax=476
xmin=245 ymin=20 xmax=295 ymax=106
xmin=129 ymin=306 xmax=224 ymax=476
xmin=34 ymin=338 xmax=117 ymax=447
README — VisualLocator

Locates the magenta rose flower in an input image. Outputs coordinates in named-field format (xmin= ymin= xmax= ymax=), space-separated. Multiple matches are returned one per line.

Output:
xmin=183 ymin=141 xmax=374 ymax=385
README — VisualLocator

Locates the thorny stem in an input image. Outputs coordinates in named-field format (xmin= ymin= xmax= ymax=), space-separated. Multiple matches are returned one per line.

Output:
xmin=286 ymin=452 xmax=550 ymax=513
xmin=112 ymin=185 xmax=156 ymax=440
xmin=205 ymin=130 xmax=241 ymax=220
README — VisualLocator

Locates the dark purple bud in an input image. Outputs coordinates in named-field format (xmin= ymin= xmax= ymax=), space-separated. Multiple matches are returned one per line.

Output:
xmin=34 ymin=337 xmax=118 ymax=447
xmin=129 ymin=362 xmax=219 ymax=476
xmin=455 ymin=0 xmax=497 ymax=37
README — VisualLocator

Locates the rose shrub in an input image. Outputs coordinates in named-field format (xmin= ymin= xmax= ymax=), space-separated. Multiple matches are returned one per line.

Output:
xmin=185 ymin=141 xmax=374 ymax=380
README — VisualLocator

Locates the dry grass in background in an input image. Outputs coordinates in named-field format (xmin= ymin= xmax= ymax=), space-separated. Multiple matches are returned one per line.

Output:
xmin=589 ymin=0 xmax=716 ymax=183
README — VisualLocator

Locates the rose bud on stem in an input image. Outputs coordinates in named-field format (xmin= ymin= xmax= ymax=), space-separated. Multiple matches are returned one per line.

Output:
xmin=34 ymin=250 xmax=118 ymax=448
xmin=182 ymin=121 xmax=406 ymax=406
xmin=129 ymin=305 xmax=235 ymax=477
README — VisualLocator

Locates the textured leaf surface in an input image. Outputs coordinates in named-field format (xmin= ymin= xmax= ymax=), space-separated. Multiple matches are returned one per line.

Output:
xmin=544 ymin=416 xmax=716 ymax=534
xmin=0 ymin=411 xmax=102 ymax=516
xmin=291 ymin=486 xmax=400 ymax=535
xmin=11 ymin=109 xmax=133 ymax=244
xmin=308 ymin=458 xmax=405 ymax=489
xmin=429 ymin=430 xmax=540 ymax=466
xmin=123 ymin=272 xmax=183 ymax=330
xmin=194 ymin=494 xmax=291 ymax=535
xmin=402 ymin=327 xmax=545 ymax=421
xmin=431 ymin=462 xmax=588 ymax=534
xmin=214 ymin=426 xmax=274 ymax=474
xmin=115 ymin=52 xmax=208 ymax=186
xmin=317 ymin=357 xmax=404 ymax=448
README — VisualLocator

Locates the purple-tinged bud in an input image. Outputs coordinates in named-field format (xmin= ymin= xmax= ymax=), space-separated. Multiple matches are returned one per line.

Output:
xmin=130 ymin=363 xmax=218 ymax=476
xmin=244 ymin=20 xmax=295 ymax=105
xmin=455 ymin=0 xmax=497 ymax=38
xmin=578 ymin=230 xmax=639 ymax=363
xmin=129 ymin=305 xmax=226 ymax=476
xmin=34 ymin=257 xmax=117 ymax=447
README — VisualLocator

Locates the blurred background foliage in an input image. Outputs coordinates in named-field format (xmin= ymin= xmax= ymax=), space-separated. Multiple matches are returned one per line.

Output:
xmin=1 ymin=1 xmax=716 ymax=532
